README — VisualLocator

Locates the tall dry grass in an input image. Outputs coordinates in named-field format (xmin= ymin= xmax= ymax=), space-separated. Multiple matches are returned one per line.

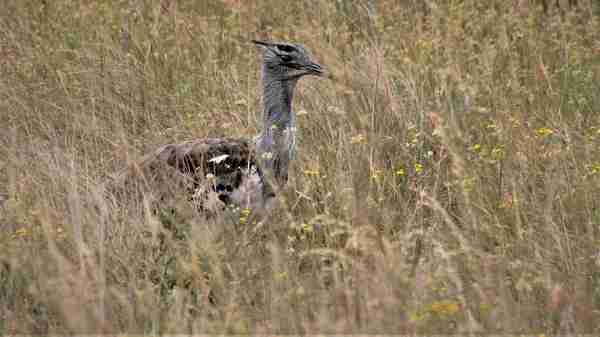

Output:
xmin=1 ymin=0 xmax=599 ymax=334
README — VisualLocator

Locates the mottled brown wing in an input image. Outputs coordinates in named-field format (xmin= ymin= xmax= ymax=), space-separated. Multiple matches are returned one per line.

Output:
xmin=108 ymin=137 xmax=275 ymax=216
xmin=109 ymin=138 xmax=254 ymax=201
xmin=146 ymin=137 xmax=257 ymax=179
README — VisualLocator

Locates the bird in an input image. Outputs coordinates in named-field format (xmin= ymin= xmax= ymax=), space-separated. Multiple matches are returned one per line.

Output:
xmin=116 ymin=40 xmax=325 ymax=217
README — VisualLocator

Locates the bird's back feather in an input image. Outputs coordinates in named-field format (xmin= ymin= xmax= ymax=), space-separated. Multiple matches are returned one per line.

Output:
xmin=110 ymin=137 xmax=274 ymax=216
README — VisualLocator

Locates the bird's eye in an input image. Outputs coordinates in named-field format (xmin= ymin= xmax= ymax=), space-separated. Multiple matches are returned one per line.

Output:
xmin=279 ymin=54 xmax=293 ymax=62
xmin=276 ymin=44 xmax=295 ymax=53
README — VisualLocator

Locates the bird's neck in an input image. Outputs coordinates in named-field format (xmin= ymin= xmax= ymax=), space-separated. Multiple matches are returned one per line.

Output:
xmin=262 ymin=75 xmax=297 ymax=132
xmin=256 ymin=69 xmax=299 ymax=185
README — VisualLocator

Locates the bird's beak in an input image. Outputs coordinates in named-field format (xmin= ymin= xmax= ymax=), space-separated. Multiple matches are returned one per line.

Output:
xmin=251 ymin=39 xmax=271 ymax=48
xmin=305 ymin=61 xmax=325 ymax=77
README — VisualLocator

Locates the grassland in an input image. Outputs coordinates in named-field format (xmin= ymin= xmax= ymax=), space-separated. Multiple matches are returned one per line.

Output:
xmin=1 ymin=0 xmax=599 ymax=334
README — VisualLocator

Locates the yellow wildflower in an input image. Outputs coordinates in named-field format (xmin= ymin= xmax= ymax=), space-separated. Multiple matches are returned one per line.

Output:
xmin=491 ymin=146 xmax=505 ymax=160
xmin=408 ymin=311 xmax=425 ymax=322
xmin=238 ymin=208 xmax=251 ymax=225
xmin=303 ymin=169 xmax=320 ymax=177
xmin=429 ymin=300 xmax=460 ymax=316
xmin=300 ymin=223 xmax=312 ymax=233
xmin=350 ymin=134 xmax=366 ymax=144
xmin=370 ymin=169 xmax=382 ymax=180
xmin=414 ymin=163 xmax=423 ymax=174
xmin=588 ymin=163 xmax=600 ymax=175
xmin=14 ymin=227 xmax=28 ymax=238
xmin=462 ymin=177 xmax=475 ymax=192
xmin=485 ymin=123 xmax=497 ymax=130
xmin=508 ymin=116 xmax=520 ymax=126
xmin=535 ymin=127 xmax=554 ymax=137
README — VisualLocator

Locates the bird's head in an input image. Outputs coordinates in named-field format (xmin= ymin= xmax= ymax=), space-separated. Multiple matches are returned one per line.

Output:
xmin=252 ymin=40 xmax=325 ymax=79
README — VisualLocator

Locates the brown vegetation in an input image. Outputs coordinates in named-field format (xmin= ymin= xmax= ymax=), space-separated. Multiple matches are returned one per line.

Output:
xmin=1 ymin=0 xmax=599 ymax=334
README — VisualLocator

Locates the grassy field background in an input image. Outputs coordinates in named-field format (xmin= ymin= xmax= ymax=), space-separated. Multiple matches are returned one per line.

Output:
xmin=1 ymin=0 xmax=599 ymax=334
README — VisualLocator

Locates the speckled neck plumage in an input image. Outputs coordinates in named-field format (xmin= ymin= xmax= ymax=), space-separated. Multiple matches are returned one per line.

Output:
xmin=255 ymin=62 xmax=298 ymax=186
